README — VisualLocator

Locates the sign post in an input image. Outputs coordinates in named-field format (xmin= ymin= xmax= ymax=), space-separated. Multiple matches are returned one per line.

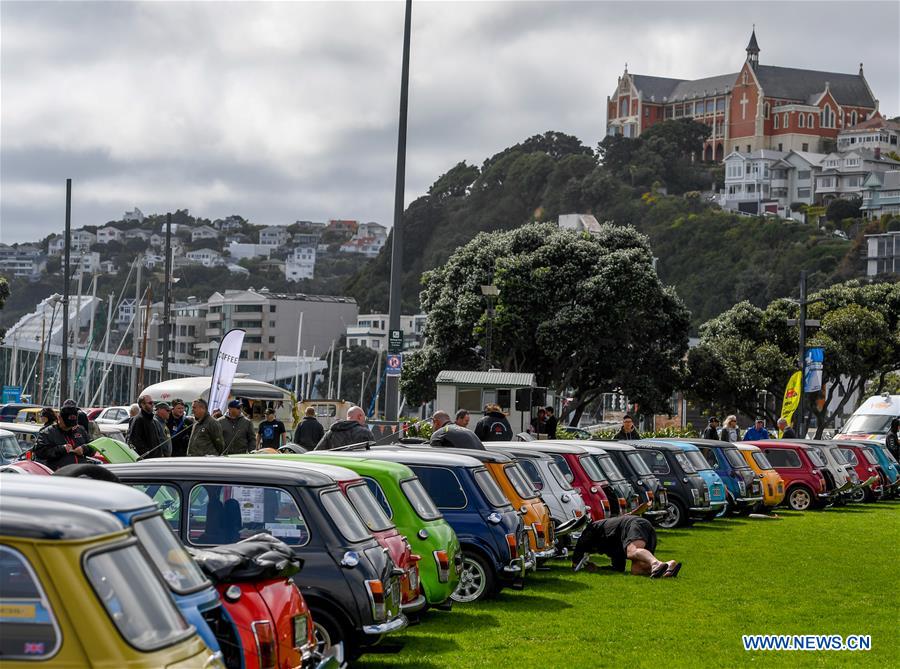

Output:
xmin=388 ymin=330 xmax=404 ymax=354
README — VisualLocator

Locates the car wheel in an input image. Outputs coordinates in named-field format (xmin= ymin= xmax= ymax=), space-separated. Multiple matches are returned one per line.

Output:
xmin=451 ymin=552 xmax=495 ymax=603
xmin=658 ymin=498 xmax=686 ymax=529
xmin=787 ymin=486 xmax=813 ymax=511
xmin=310 ymin=608 xmax=350 ymax=659
xmin=849 ymin=487 xmax=866 ymax=503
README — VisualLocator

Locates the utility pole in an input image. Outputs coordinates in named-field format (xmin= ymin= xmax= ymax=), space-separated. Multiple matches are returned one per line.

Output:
xmin=72 ymin=262 xmax=84 ymax=402
xmin=385 ymin=0 xmax=412 ymax=423
xmin=99 ymin=293 xmax=114 ymax=406
xmin=786 ymin=270 xmax=821 ymax=438
xmin=61 ymin=179 xmax=72 ymax=401
xmin=161 ymin=212 xmax=173 ymax=381
xmin=131 ymin=262 xmax=142 ymax=399
xmin=337 ymin=348 xmax=344 ymax=401
xmin=83 ymin=272 xmax=98 ymax=405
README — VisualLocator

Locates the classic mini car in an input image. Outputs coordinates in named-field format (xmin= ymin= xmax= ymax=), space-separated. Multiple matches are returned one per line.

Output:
xmin=586 ymin=441 xmax=668 ymax=525
xmin=107 ymin=458 xmax=407 ymax=659
xmin=662 ymin=441 xmax=728 ymax=519
xmin=336 ymin=448 xmax=528 ymax=603
xmin=266 ymin=452 xmax=462 ymax=610
xmin=673 ymin=439 xmax=763 ymax=514
xmin=633 ymin=441 xmax=712 ymax=528
xmin=0 ymin=428 xmax=27 ymax=466
xmin=571 ymin=442 xmax=644 ymax=515
xmin=835 ymin=442 xmax=885 ymax=502
xmin=858 ymin=440 xmax=899 ymax=497
xmin=735 ymin=443 xmax=785 ymax=510
xmin=0 ymin=495 xmax=221 ymax=668
xmin=751 ymin=441 xmax=836 ymax=510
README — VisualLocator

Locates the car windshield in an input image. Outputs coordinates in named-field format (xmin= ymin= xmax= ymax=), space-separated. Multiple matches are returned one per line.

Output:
xmin=682 ymin=450 xmax=711 ymax=471
xmin=504 ymin=464 xmax=539 ymax=499
xmin=724 ymin=448 xmax=751 ymax=469
xmin=473 ymin=468 xmax=510 ymax=508
xmin=842 ymin=413 xmax=897 ymax=434
xmin=0 ymin=434 xmax=24 ymax=460
xmin=517 ymin=459 xmax=545 ymax=491
xmin=595 ymin=455 xmax=625 ymax=481
xmin=839 ymin=448 xmax=858 ymax=466
xmin=84 ymin=543 xmax=190 ymax=651
xmin=547 ymin=462 xmax=574 ymax=490
xmin=884 ymin=447 xmax=899 ymax=464
xmin=751 ymin=451 xmax=775 ymax=470
xmin=860 ymin=448 xmax=879 ymax=466
xmin=133 ymin=515 xmax=209 ymax=594
xmin=626 ymin=452 xmax=653 ymax=476
xmin=321 ymin=489 xmax=371 ymax=543
xmin=807 ymin=447 xmax=828 ymax=467
xmin=400 ymin=478 xmax=442 ymax=521
xmin=549 ymin=454 xmax=575 ymax=484
xmin=578 ymin=454 xmax=607 ymax=482
xmin=673 ymin=451 xmax=697 ymax=474
xmin=827 ymin=447 xmax=850 ymax=465
xmin=345 ymin=483 xmax=394 ymax=533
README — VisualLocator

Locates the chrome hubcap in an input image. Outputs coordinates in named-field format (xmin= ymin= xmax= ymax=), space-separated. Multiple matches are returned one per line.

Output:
xmin=451 ymin=556 xmax=486 ymax=603
xmin=659 ymin=503 xmax=680 ymax=528
xmin=313 ymin=622 xmax=332 ymax=655
xmin=791 ymin=489 xmax=811 ymax=510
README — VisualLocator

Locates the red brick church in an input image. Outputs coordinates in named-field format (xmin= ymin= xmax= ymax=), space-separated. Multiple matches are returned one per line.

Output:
xmin=606 ymin=30 xmax=879 ymax=161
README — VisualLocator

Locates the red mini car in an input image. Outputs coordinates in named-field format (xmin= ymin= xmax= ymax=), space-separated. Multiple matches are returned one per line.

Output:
xmin=751 ymin=440 xmax=833 ymax=511
xmin=517 ymin=442 xmax=611 ymax=520
xmin=836 ymin=442 xmax=884 ymax=502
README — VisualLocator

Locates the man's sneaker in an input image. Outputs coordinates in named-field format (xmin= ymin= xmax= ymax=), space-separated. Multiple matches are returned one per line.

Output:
xmin=573 ymin=553 xmax=591 ymax=572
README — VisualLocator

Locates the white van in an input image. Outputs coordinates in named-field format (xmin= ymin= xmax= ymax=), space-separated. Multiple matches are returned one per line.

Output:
xmin=838 ymin=394 xmax=900 ymax=443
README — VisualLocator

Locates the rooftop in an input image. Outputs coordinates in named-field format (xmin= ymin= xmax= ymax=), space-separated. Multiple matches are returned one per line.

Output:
xmin=436 ymin=370 xmax=535 ymax=387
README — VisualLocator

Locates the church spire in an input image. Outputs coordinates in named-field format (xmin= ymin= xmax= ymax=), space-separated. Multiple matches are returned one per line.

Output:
xmin=746 ymin=26 xmax=760 ymax=70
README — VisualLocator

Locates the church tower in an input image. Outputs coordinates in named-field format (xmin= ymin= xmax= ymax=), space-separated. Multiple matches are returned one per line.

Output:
xmin=746 ymin=28 xmax=760 ymax=70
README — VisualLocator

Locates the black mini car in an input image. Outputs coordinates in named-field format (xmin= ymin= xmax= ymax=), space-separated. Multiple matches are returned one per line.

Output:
xmin=634 ymin=441 xmax=711 ymax=528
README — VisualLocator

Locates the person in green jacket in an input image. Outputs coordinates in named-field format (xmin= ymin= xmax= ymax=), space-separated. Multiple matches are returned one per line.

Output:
xmin=188 ymin=399 xmax=225 ymax=456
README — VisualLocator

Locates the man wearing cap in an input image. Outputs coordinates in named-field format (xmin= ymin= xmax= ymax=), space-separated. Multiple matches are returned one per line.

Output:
xmin=701 ymin=416 xmax=720 ymax=440
xmin=167 ymin=398 xmax=194 ymax=457
xmin=129 ymin=393 xmax=162 ymax=458
xmin=218 ymin=399 xmax=256 ymax=454
xmin=294 ymin=406 xmax=325 ymax=449
xmin=33 ymin=405 xmax=97 ymax=470
xmin=743 ymin=418 xmax=770 ymax=441
xmin=62 ymin=398 xmax=90 ymax=433
xmin=257 ymin=407 xmax=287 ymax=450
xmin=152 ymin=402 xmax=173 ymax=458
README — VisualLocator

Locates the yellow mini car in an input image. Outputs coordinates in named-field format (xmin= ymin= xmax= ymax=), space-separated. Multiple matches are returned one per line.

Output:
xmin=0 ymin=495 xmax=221 ymax=668
xmin=14 ymin=408 xmax=44 ymax=424
xmin=736 ymin=443 xmax=785 ymax=510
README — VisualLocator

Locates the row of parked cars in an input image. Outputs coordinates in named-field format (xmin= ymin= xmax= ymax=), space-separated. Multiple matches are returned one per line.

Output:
xmin=2 ymin=426 xmax=897 ymax=668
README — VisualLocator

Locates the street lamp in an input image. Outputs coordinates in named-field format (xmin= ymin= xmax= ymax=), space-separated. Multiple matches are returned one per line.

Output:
xmin=480 ymin=284 xmax=499 ymax=371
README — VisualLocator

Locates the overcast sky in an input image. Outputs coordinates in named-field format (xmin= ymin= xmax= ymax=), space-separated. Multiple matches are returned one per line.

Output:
xmin=2 ymin=0 xmax=897 ymax=244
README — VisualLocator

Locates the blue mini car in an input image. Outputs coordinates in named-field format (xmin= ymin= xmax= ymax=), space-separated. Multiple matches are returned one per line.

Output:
xmin=837 ymin=439 xmax=899 ymax=497
xmin=347 ymin=448 xmax=528 ymax=603
xmin=665 ymin=441 xmax=728 ymax=519
xmin=671 ymin=439 xmax=764 ymax=514
xmin=0 ymin=474 xmax=235 ymax=660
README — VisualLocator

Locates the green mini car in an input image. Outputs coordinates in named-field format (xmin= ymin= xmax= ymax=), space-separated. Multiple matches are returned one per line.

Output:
xmin=248 ymin=452 xmax=462 ymax=609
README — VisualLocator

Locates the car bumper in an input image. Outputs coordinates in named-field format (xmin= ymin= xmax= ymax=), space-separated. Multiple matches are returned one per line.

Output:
xmin=362 ymin=613 xmax=408 ymax=636
xmin=689 ymin=506 xmax=712 ymax=514
xmin=735 ymin=496 xmax=764 ymax=505
xmin=401 ymin=594 xmax=427 ymax=614
xmin=708 ymin=500 xmax=727 ymax=510
xmin=502 ymin=555 xmax=534 ymax=575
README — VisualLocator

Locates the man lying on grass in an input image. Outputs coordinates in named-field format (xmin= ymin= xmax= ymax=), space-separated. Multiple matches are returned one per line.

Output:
xmin=572 ymin=516 xmax=681 ymax=578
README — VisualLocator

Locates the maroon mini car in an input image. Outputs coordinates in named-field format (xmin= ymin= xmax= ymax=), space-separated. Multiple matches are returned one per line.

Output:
xmin=837 ymin=442 xmax=885 ymax=502
xmin=750 ymin=440 xmax=835 ymax=511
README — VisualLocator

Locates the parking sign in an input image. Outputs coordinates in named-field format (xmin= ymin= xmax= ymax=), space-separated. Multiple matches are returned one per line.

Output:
xmin=385 ymin=354 xmax=403 ymax=377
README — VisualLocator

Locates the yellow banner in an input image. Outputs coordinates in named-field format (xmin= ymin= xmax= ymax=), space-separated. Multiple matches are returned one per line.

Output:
xmin=781 ymin=371 xmax=802 ymax=426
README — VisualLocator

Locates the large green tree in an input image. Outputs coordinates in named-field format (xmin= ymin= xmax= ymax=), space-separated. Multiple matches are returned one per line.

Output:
xmin=0 ymin=276 xmax=9 ymax=343
xmin=401 ymin=223 xmax=690 ymax=425
xmin=686 ymin=280 xmax=900 ymax=436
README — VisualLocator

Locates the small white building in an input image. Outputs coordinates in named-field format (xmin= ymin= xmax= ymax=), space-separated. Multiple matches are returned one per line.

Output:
xmin=864 ymin=231 xmax=900 ymax=276
xmin=96 ymin=226 xmax=123 ymax=244
xmin=861 ymin=170 xmax=900 ymax=220
xmin=340 ymin=222 xmax=388 ymax=257
xmin=191 ymin=225 xmax=219 ymax=243
xmin=228 ymin=242 xmax=272 ymax=260
xmin=558 ymin=213 xmax=603 ymax=234
xmin=345 ymin=313 xmax=427 ymax=350
xmin=123 ymin=207 xmax=144 ymax=223
xmin=284 ymin=246 xmax=317 ymax=282
xmin=143 ymin=252 xmax=165 ymax=269
xmin=435 ymin=370 xmax=536 ymax=434
xmin=259 ymin=226 xmax=290 ymax=246
xmin=185 ymin=248 xmax=224 ymax=268
xmin=837 ymin=113 xmax=900 ymax=154
xmin=123 ymin=228 xmax=152 ymax=242
xmin=77 ymin=252 xmax=101 ymax=274
xmin=99 ymin=260 xmax=118 ymax=275
xmin=815 ymin=148 xmax=900 ymax=205
xmin=47 ymin=231 xmax=96 ymax=255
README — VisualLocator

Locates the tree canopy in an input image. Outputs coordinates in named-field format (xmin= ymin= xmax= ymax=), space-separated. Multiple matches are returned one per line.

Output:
xmin=400 ymin=223 xmax=691 ymax=425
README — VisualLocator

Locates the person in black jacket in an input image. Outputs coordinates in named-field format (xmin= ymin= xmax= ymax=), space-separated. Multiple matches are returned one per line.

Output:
xmin=777 ymin=417 xmax=797 ymax=439
xmin=315 ymin=406 xmax=374 ymax=450
xmin=544 ymin=406 xmax=558 ymax=440
xmin=294 ymin=407 xmax=325 ymax=449
xmin=614 ymin=415 xmax=642 ymax=441
xmin=701 ymin=416 xmax=720 ymax=440
xmin=167 ymin=398 xmax=194 ymax=457
xmin=474 ymin=404 xmax=513 ymax=442
xmin=128 ymin=394 xmax=162 ymax=458
xmin=886 ymin=418 xmax=899 ymax=461
xmin=33 ymin=405 xmax=97 ymax=470
xmin=571 ymin=516 xmax=681 ymax=578
xmin=62 ymin=398 xmax=90 ymax=433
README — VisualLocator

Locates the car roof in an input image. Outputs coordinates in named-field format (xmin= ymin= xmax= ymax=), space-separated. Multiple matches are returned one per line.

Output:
xmin=0 ymin=495 xmax=123 ymax=540
xmin=227 ymin=455 xmax=363 ymax=482
xmin=633 ymin=440 xmax=683 ymax=452
xmin=651 ymin=439 xmax=700 ymax=452
xmin=484 ymin=445 xmax=553 ymax=461
xmin=1 ymin=422 xmax=42 ymax=433
xmin=561 ymin=440 xmax=615 ymax=455
xmin=576 ymin=440 xmax=638 ymax=453
xmin=0 ymin=429 xmax=13 ymax=437
xmin=1 ymin=475 xmax=156 ymax=512
xmin=401 ymin=445 xmax=513 ymax=464
xmin=659 ymin=437 xmax=738 ymax=449
xmin=106 ymin=457 xmax=339 ymax=486
xmin=328 ymin=447 xmax=485 ymax=469
xmin=241 ymin=453 xmax=415 ymax=480
xmin=749 ymin=439 xmax=817 ymax=450
xmin=735 ymin=443 xmax=761 ymax=452
xmin=511 ymin=441 xmax=590 ymax=455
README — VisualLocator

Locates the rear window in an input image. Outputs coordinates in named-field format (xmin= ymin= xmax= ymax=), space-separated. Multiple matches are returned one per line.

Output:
xmin=724 ymin=448 xmax=750 ymax=469
xmin=700 ymin=447 xmax=719 ymax=470
xmin=504 ymin=464 xmax=539 ymax=499
xmin=807 ymin=448 xmax=828 ymax=467
xmin=131 ymin=483 xmax=182 ymax=531
xmin=345 ymin=483 xmax=394 ymax=533
xmin=517 ymin=459 xmax=545 ymax=491
xmin=412 ymin=466 xmax=467 ymax=509
xmin=84 ymin=543 xmax=190 ymax=651
xmin=764 ymin=448 xmax=801 ymax=468
xmin=626 ymin=452 xmax=653 ymax=476
xmin=133 ymin=515 xmax=209 ymax=594
xmin=839 ymin=449 xmax=858 ymax=467
xmin=828 ymin=447 xmax=850 ymax=465
xmin=188 ymin=484 xmax=310 ymax=546
xmin=549 ymin=454 xmax=575 ymax=483
xmin=363 ymin=477 xmax=393 ymax=518
xmin=861 ymin=448 xmax=878 ymax=466
xmin=684 ymin=450 xmax=711 ymax=472
xmin=673 ymin=452 xmax=696 ymax=474
xmin=548 ymin=462 xmax=574 ymax=490
xmin=0 ymin=545 xmax=60 ymax=660
xmin=595 ymin=455 xmax=625 ymax=481
xmin=578 ymin=455 xmax=607 ymax=482
xmin=399 ymin=478 xmax=442 ymax=521
xmin=320 ymin=489 xmax=371 ymax=543
xmin=474 ymin=468 xmax=510 ymax=508
xmin=638 ymin=449 xmax=670 ymax=475
xmin=0 ymin=435 xmax=24 ymax=461
xmin=751 ymin=451 xmax=775 ymax=470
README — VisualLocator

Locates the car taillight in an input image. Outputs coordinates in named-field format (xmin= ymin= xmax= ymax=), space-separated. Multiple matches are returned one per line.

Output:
xmin=251 ymin=620 xmax=276 ymax=669
xmin=647 ymin=490 xmax=654 ymax=502
xmin=533 ymin=522 xmax=545 ymax=548
xmin=505 ymin=533 xmax=518 ymax=560
xmin=365 ymin=580 xmax=387 ymax=621
xmin=433 ymin=550 xmax=451 ymax=582
xmin=618 ymin=497 xmax=626 ymax=511
xmin=292 ymin=613 xmax=309 ymax=649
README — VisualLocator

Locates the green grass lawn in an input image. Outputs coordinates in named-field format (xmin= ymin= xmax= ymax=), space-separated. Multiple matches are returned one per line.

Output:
xmin=358 ymin=503 xmax=900 ymax=668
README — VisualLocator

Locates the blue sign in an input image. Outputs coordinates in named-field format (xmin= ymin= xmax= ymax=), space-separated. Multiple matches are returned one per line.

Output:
xmin=804 ymin=347 xmax=824 ymax=393
xmin=385 ymin=354 xmax=403 ymax=377
xmin=2 ymin=386 xmax=22 ymax=403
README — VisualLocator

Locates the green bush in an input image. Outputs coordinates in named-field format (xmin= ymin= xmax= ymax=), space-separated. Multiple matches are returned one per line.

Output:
xmin=590 ymin=424 xmax=698 ymax=440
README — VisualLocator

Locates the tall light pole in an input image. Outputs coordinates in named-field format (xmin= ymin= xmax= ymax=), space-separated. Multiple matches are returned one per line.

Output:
xmin=161 ymin=212 xmax=173 ymax=380
xmin=60 ymin=179 xmax=72 ymax=401
xmin=385 ymin=0 xmax=412 ymax=423
xmin=480 ymin=284 xmax=499 ymax=370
